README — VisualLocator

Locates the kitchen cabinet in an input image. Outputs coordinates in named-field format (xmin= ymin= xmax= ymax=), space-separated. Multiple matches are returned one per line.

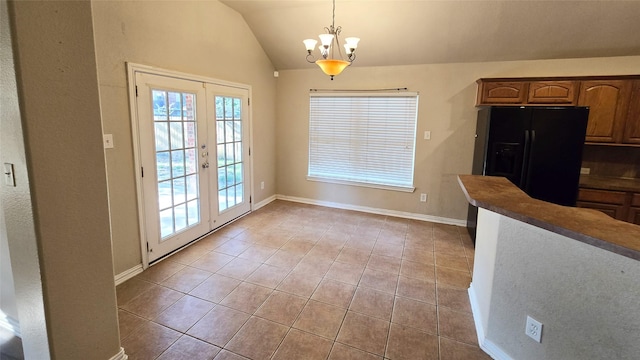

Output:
xmin=476 ymin=76 xmax=640 ymax=146
xmin=629 ymin=208 xmax=640 ymax=225
xmin=576 ymin=188 xmax=627 ymax=220
xmin=477 ymin=81 xmax=527 ymax=104
xmin=623 ymin=80 xmax=640 ymax=144
xmin=630 ymin=194 xmax=640 ymax=225
xmin=527 ymin=81 xmax=577 ymax=104
xmin=476 ymin=80 xmax=577 ymax=105
xmin=577 ymin=188 xmax=640 ymax=224
xmin=578 ymin=80 xmax=632 ymax=143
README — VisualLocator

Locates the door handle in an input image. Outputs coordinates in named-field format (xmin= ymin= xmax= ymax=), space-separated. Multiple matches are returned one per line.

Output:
xmin=520 ymin=130 xmax=530 ymax=188
xmin=202 ymin=163 xmax=210 ymax=169
xmin=524 ymin=130 xmax=536 ymax=192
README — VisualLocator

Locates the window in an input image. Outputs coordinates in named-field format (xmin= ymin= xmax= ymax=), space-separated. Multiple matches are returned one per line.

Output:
xmin=308 ymin=92 xmax=418 ymax=192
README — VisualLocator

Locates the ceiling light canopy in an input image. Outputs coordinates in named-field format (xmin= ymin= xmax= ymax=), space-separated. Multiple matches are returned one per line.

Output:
xmin=303 ymin=0 xmax=359 ymax=80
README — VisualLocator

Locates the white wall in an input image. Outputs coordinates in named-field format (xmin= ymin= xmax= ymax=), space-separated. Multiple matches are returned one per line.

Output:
xmin=1 ymin=0 xmax=48 ymax=355
xmin=0 ymin=209 xmax=19 ymax=331
xmin=471 ymin=210 xmax=640 ymax=360
xmin=0 ymin=1 xmax=18 ymax=327
xmin=91 ymin=0 xmax=278 ymax=275
xmin=275 ymin=56 xmax=640 ymax=222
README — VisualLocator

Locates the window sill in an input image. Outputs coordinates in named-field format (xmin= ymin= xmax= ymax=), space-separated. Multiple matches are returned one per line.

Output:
xmin=306 ymin=176 xmax=415 ymax=193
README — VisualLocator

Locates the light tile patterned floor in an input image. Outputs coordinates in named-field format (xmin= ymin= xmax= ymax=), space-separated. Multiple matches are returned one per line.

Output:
xmin=117 ymin=201 xmax=491 ymax=360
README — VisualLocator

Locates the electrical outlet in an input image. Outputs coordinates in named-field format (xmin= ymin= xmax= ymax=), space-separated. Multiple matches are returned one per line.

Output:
xmin=420 ymin=193 xmax=427 ymax=202
xmin=525 ymin=316 xmax=543 ymax=343
xmin=260 ymin=181 xmax=264 ymax=190
xmin=424 ymin=131 xmax=431 ymax=140
xmin=580 ymin=167 xmax=591 ymax=175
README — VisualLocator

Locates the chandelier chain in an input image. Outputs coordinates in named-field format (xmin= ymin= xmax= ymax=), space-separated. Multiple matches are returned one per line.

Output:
xmin=332 ymin=0 xmax=336 ymax=28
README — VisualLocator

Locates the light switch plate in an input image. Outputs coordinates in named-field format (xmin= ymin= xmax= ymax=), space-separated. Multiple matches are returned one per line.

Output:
xmin=104 ymin=134 xmax=114 ymax=149
xmin=4 ymin=163 xmax=15 ymax=187
xmin=424 ymin=131 xmax=431 ymax=140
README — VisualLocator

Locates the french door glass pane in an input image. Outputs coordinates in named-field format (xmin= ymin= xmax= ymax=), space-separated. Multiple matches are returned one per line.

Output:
xmin=155 ymin=123 xmax=169 ymax=151
xmin=187 ymin=200 xmax=199 ymax=225
xmin=152 ymin=89 xmax=200 ymax=240
xmin=215 ymin=95 xmax=244 ymax=212
xmin=236 ymin=184 xmax=243 ymax=204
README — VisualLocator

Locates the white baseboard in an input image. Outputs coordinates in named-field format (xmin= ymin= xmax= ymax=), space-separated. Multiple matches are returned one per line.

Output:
xmin=468 ymin=283 xmax=512 ymax=360
xmin=276 ymin=194 xmax=466 ymax=226
xmin=109 ymin=347 xmax=128 ymax=360
xmin=0 ymin=310 xmax=20 ymax=338
xmin=253 ymin=194 xmax=276 ymax=211
xmin=114 ymin=264 xmax=144 ymax=286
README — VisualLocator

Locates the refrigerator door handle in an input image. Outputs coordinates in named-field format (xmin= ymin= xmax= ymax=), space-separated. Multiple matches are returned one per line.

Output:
xmin=519 ymin=130 xmax=531 ymax=188
xmin=524 ymin=130 xmax=536 ymax=192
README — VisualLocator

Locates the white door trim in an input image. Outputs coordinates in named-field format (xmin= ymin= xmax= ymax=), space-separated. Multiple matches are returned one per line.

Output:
xmin=126 ymin=62 xmax=254 ymax=269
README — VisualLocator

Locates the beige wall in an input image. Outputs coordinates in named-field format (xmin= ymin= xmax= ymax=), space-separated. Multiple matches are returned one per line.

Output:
xmin=275 ymin=56 xmax=640 ymax=222
xmin=91 ymin=0 xmax=277 ymax=274
xmin=6 ymin=0 xmax=121 ymax=358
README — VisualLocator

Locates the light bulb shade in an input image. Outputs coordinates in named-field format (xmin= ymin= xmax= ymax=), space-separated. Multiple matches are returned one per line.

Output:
xmin=344 ymin=44 xmax=353 ymax=55
xmin=316 ymin=59 xmax=350 ymax=76
xmin=345 ymin=37 xmax=360 ymax=49
xmin=303 ymin=39 xmax=318 ymax=51
xmin=319 ymin=33 xmax=335 ymax=47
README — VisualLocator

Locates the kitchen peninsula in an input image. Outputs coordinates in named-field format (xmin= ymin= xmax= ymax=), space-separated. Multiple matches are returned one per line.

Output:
xmin=458 ymin=175 xmax=640 ymax=360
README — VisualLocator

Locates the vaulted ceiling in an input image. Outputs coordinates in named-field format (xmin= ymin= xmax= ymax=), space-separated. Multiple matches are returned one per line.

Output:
xmin=220 ymin=0 xmax=640 ymax=71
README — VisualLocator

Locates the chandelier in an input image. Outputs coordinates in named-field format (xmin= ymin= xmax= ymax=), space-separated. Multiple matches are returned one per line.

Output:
xmin=303 ymin=0 xmax=360 ymax=80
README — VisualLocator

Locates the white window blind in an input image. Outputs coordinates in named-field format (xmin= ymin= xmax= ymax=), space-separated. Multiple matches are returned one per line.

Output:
xmin=308 ymin=92 xmax=418 ymax=191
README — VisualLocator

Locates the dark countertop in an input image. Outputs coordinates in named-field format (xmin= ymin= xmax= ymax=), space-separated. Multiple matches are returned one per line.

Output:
xmin=579 ymin=175 xmax=640 ymax=193
xmin=458 ymin=175 xmax=640 ymax=261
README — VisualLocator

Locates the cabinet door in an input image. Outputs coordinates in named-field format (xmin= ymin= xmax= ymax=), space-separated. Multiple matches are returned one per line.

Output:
xmin=577 ymin=188 xmax=628 ymax=220
xmin=576 ymin=201 xmax=626 ymax=220
xmin=622 ymin=80 xmax=640 ymax=144
xmin=477 ymin=81 xmax=527 ymax=105
xmin=577 ymin=188 xmax=626 ymax=204
xmin=528 ymin=81 xmax=577 ymax=104
xmin=578 ymin=80 xmax=631 ymax=143
xmin=628 ymin=208 xmax=640 ymax=225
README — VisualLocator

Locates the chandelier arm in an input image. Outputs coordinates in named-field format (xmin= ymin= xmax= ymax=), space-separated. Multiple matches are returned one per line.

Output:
xmin=334 ymin=32 xmax=345 ymax=61
xmin=306 ymin=53 xmax=316 ymax=63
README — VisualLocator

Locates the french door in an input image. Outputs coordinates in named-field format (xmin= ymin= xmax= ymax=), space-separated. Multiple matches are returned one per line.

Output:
xmin=133 ymin=70 xmax=251 ymax=263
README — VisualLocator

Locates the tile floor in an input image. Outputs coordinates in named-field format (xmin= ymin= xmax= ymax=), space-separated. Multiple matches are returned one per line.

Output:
xmin=117 ymin=200 xmax=491 ymax=360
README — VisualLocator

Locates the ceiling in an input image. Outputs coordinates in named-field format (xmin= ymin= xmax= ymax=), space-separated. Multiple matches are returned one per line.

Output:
xmin=220 ymin=0 xmax=640 ymax=71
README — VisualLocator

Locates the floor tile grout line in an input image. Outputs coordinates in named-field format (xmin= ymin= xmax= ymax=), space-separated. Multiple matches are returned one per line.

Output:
xmin=118 ymin=201 xmax=483 ymax=360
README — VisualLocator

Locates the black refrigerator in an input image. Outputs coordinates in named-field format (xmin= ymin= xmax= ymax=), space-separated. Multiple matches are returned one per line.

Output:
xmin=467 ymin=106 xmax=589 ymax=239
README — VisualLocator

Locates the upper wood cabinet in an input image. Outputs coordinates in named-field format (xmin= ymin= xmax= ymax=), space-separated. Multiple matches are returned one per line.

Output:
xmin=477 ymin=79 xmax=577 ymax=105
xmin=578 ymin=80 xmax=631 ymax=143
xmin=623 ymin=80 xmax=640 ymax=144
xmin=528 ymin=81 xmax=577 ymax=104
xmin=477 ymin=81 xmax=527 ymax=104
xmin=476 ymin=76 xmax=640 ymax=146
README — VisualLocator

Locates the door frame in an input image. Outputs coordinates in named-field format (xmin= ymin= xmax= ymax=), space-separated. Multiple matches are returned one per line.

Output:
xmin=126 ymin=63 xmax=255 ymax=268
